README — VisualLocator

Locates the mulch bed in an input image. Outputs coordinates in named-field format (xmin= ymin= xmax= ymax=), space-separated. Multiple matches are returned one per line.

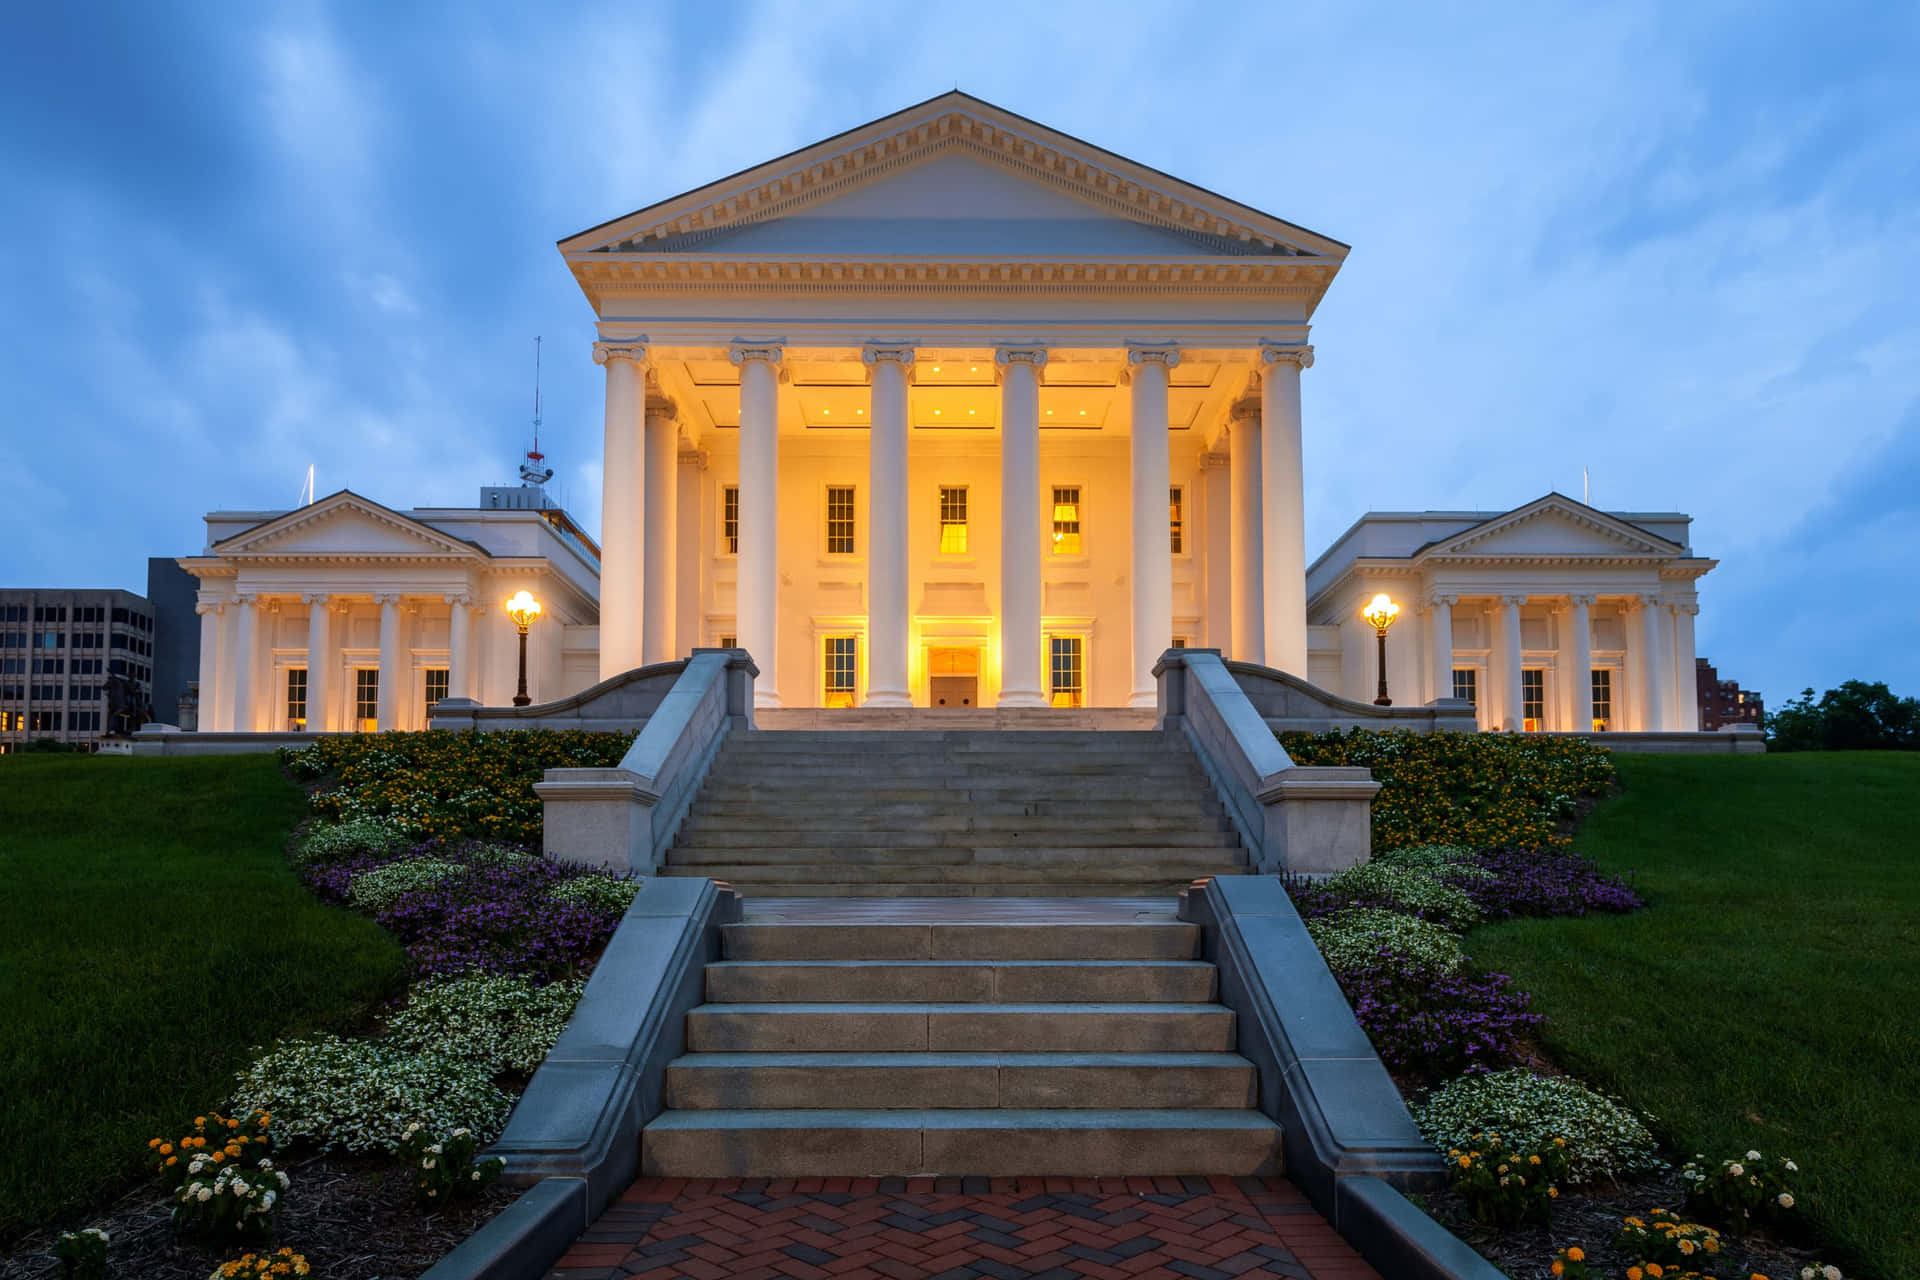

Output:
xmin=0 ymin=1153 xmax=514 ymax=1280
xmin=1417 ymin=1166 xmax=1822 ymax=1280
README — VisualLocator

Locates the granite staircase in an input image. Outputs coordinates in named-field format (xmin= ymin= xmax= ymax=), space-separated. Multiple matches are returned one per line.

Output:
xmin=641 ymin=903 xmax=1282 ymax=1176
xmin=662 ymin=729 xmax=1249 ymax=896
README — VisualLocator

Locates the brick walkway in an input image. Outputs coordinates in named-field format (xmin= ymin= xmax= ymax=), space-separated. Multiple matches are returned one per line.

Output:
xmin=548 ymin=1176 xmax=1380 ymax=1280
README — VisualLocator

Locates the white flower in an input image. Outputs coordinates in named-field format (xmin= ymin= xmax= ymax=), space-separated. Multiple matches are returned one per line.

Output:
xmin=258 ymin=1158 xmax=273 ymax=1169
xmin=1728 ymin=1163 xmax=1744 ymax=1176
xmin=277 ymin=1171 xmax=290 ymax=1188
xmin=1746 ymin=1149 xmax=1762 ymax=1160
xmin=263 ymin=1190 xmax=276 ymax=1209
xmin=422 ymin=1157 xmax=436 ymax=1169
xmin=471 ymin=1170 xmax=482 ymax=1181
xmin=1803 ymin=1268 xmax=1818 ymax=1280
xmin=1785 ymin=1159 xmax=1799 ymax=1172
xmin=453 ymin=1127 xmax=471 ymax=1138
xmin=233 ymin=1179 xmax=250 ymax=1195
xmin=1775 ymin=1192 xmax=1793 ymax=1208
xmin=426 ymin=1143 xmax=443 ymax=1155
xmin=426 ymin=1189 xmax=437 ymax=1198
xmin=1823 ymin=1266 xmax=1841 ymax=1280
xmin=197 ymin=1188 xmax=212 ymax=1202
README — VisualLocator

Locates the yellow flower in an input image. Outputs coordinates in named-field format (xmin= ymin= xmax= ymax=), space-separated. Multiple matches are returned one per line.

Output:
xmin=1529 ymin=1155 xmax=1542 ymax=1166
xmin=1568 ymin=1247 xmax=1584 ymax=1262
xmin=1680 ymin=1241 xmax=1696 ymax=1256
xmin=1629 ymin=1269 xmax=1644 ymax=1280
xmin=1457 ymin=1155 xmax=1471 ymax=1168
xmin=1649 ymin=1266 xmax=1665 ymax=1279
xmin=1548 ymin=1186 xmax=1559 ymax=1198
xmin=1552 ymin=1265 xmax=1564 ymax=1277
xmin=160 ymin=1143 xmax=173 ymax=1155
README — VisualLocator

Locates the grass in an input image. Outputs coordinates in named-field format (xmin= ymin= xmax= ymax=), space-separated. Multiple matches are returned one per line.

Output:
xmin=0 ymin=754 xmax=405 ymax=1244
xmin=1469 ymin=752 xmax=1920 ymax=1277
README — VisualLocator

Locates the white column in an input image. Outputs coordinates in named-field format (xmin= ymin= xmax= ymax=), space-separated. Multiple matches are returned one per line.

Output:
xmin=1259 ymin=344 xmax=1312 ymax=674
xmin=594 ymin=342 xmax=646 ymax=680
xmin=641 ymin=390 xmax=679 ymax=665
xmin=1227 ymin=398 xmax=1264 ymax=663
xmin=1429 ymin=593 xmax=1457 ymax=705
xmin=1638 ymin=594 xmax=1665 ymax=731
xmin=996 ymin=347 xmax=1046 ymax=707
xmin=1200 ymin=447 xmax=1232 ymax=651
xmin=375 ymin=592 xmax=401 ymax=730
xmin=1672 ymin=602 xmax=1700 ymax=731
xmin=862 ymin=345 xmax=914 ymax=706
xmin=732 ymin=344 xmax=783 ymax=707
xmin=304 ymin=594 xmax=332 ymax=732
xmin=675 ymin=447 xmax=706 ymax=659
xmin=445 ymin=593 xmax=472 ymax=705
xmin=195 ymin=602 xmax=223 ymax=731
xmin=1568 ymin=595 xmax=1595 ymax=731
xmin=230 ymin=594 xmax=258 ymax=733
xmin=1498 ymin=594 xmax=1525 ymax=732
xmin=1126 ymin=345 xmax=1177 ymax=708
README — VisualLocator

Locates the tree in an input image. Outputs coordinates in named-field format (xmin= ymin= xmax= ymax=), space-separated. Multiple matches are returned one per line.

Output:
xmin=1766 ymin=680 xmax=1920 ymax=751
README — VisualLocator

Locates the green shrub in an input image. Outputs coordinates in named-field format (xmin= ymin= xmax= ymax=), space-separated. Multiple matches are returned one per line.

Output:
xmin=1279 ymin=728 xmax=1615 ymax=851
xmin=53 ymin=1227 xmax=109 ymax=1279
xmin=346 ymin=860 xmax=466 ymax=913
xmin=1416 ymin=1068 xmax=1662 ymax=1183
xmin=548 ymin=876 xmax=641 ymax=914
xmin=1306 ymin=907 xmax=1465 ymax=978
xmin=469 ymin=845 xmax=537 ymax=868
xmin=384 ymin=974 xmax=585 ymax=1076
xmin=1372 ymin=844 xmax=1495 ymax=884
xmin=229 ymin=1035 xmax=511 ymax=1153
xmin=1322 ymin=861 xmax=1482 ymax=930
xmin=1446 ymin=1131 xmax=1570 ymax=1228
xmin=399 ymin=1124 xmax=505 ymax=1209
xmin=293 ymin=817 xmax=407 ymax=867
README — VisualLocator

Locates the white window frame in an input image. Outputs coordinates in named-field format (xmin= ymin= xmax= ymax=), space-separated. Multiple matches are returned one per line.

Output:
xmin=1049 ymin=482 xmax=1086 ymax=561
xmin=719 ymin=484 xmax=740 ymax=558
xmin=811 ymin=618 xmax=869 ymax=708
xmin=1168 ymin=484 xmax=1187 ymax=558
xmin=820 ymin=482 xmax=860 ymax=561
xmin=937 ymin=484 xmax=970 ymax=558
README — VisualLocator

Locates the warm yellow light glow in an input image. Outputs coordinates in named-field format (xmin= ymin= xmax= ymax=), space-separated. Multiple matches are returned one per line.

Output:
xmin=1361 ymin=592 xmax=1401 ymax=632
xmin=933 ymin=409 xmax=942 ymax=415
xmin=968 ymin=408 xmax=976 ymax=415
xmin=932 ymin=365 xmax=941 ymax=372
xmin=1052 ymin=502 xmax=1078 ymax=524
xmin=1592 ymin=718 xmax=1609 ymax=732
xmin=506 ymin=590 xmax=543 ymax=631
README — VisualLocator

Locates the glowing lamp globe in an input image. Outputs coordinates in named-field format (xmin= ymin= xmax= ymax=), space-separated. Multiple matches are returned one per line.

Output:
xmin=1361 ymin=593 xmax=1401 ymax=633
xmin=506 ymin=590 xmax=543 ymax=631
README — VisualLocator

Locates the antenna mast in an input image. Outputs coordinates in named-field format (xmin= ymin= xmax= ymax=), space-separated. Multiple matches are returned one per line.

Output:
xmin=519 ymin=336 xmax=554 ymax=488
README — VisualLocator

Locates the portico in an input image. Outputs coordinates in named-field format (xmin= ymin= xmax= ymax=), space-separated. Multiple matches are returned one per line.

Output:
xmin=566 ymin=92 xmax=1346 ymax=709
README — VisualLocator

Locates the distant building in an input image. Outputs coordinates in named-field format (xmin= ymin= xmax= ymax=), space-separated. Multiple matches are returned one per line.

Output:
xmin=1696 ymin=657 xmax=1763 ymax=730
xmin=147 ymin=557 xmax=201 ymax=727
xmin=0 ymin=588 xmax=155 ymax=752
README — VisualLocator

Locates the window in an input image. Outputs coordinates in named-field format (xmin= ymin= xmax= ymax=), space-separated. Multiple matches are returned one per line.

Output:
xmin=721 ymin=485 xmax=739 ymax=555
xmin=825 ymin=486 xmax=856 ymax=555
xmin=1049 ymin=636 xmax=1084 ymax=708
xmin=1169 ymin=486 xmax=1184 ymax=554
xmin=424 ymin=668 xmax=449 ymax=719
xmin=34 ymin=632 xmax=62 ymax=649
xmin=1591 ymin=668 xmax=1613 ymax=732
xmin=823 ymin=636 xmax=857 ymax=709
xmin=1452 ymin=667 xmax=1478 ymax=705
xmin=1521 ymin=668 xmax=1545 ymax=732
xmin=938 ymin=486 xmax=968 ymax=554
xmin=718 ymin=634 xmax=736 ymax=650
xmin=29 ymin=711 xmax=61 ymax=732
xmin=1051 ymin=487 xmax=1082 ymax=555
xmin=354 ymin=669 xmax=379 ymax=732
xmin=1171 ymin=636 xmax=1188 ymax=649
xmin=285 ymin=668 xmax=308 ymax=731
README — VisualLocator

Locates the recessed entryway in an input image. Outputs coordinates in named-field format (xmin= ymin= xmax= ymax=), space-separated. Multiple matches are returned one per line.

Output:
xmin=927 ymin=645 xmax=980 ymax=708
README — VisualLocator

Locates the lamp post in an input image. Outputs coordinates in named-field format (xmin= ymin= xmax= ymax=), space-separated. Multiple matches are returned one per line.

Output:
xmin=506 ymin=589 xmax=543 ymax=707
xmin=1361 ymin=592 xmax=1401 ymax=706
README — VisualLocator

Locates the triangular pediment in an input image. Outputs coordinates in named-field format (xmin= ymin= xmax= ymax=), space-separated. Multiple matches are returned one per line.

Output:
xmin=562 ymin=92 xmax=1347 ymax=263
xmin=1421 ymin=495 xmax=1682 ymax=559
xmin=213 ymin=491 xmax=487 ymax=560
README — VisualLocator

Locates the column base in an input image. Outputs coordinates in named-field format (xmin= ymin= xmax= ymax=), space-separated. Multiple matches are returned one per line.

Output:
xmin=1129 ymin=689 xmax=1157 ymax=709
xmin=862 ymin=690 xmax=913 ymax=708
xmin=997 ymin=689 xmax=1047 ymax=709
xmin=753 ymin=688 xmax=783 ymax=710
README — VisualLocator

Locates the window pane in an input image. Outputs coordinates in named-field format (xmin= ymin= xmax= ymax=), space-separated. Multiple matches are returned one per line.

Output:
xmin=722 ymin=486 xmax=740 ymax=555
xmin=1169 ymin=486 xmax=1183 ymax=554
xmin=826 ymin=486 xmax=856 ymax=555
xmin=823 ymin=636 xmax=857 ymax=708
xmin=1452 ymin=667 xmax=1477 ymax=705
xmin=354 ymin=669 xmax=379 ymax=730
xmin=1591 ymin=668 xmax=1612 ymax=731
xmin=424 ymin=668 xmax=449 ymax=721
xmin=939 ymin=486 xmax=968 ymax=554
xmin=1049 ymin=636 xmax=1083 ymax=708
xmin=1051 ymin=487 xmax=1081 ymax=555
xmin=286 ymin=668 xmax=308 ymax=731
xmin=1521 ymin=668 xmax=1545 ymax=731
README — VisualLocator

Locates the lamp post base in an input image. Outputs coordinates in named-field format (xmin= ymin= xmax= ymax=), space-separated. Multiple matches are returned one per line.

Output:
xmin=1373 ymin=696 xmax=1392 ymax=707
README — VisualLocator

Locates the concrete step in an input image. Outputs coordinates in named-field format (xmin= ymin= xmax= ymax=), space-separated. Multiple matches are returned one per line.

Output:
xmin=705 ymin=959 xmax=1218 ymax=1003
xmin=720 ymin=921 xmax=1200 ymax=961
xmin=679 ymin=810 xmax=1232 ymax=834
xmin=696 ymin=780 xmax=1220 ymax=803
xmin=640 ymin=1108 xmax=1280 ymax=1177
xmin=726 ymin=729 xmax=1172 ymax=746
xmin=750 ymin=708 xmax=1159 ymax=732
xmin=685 ymin=1002 xmax=1236 ymax=1053
xmin=664 ymin=1051 xmax=1257 ymax=1110
xmin=688 ymin=796 xmax=1228 ymax=819
xmin=677 ymin=879 xmax=1209 ymax=897
xmin=702 ymin=761 xmax=1206 ymax=781
xmin=674 ymin=827 xmax=1239 ymax=851
xmin=670 ymin=847 xmax=1243 ymax=870
xmin=672 ymin=862 xmax=1243 ymax=887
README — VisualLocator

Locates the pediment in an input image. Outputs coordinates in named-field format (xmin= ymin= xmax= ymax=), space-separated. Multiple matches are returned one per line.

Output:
xmin=563 ymin=92 xmax=1347 ymax=264
xmin=213 ymin=492 xmax=486 ymax=560
xmin=1422 ymin=496 xmax=1682 ymax=559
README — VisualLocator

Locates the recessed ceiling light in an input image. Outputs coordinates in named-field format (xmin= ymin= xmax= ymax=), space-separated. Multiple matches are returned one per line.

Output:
xmin=1079 ymin=409 xmax=1087 ymax=415
xmin=968 ymin=409 xmax=975 ymax=415
xmin=856 ymin=408 xmax=864 ymax=415
xmin=932 ymin=365 xmax=942 ymax=372
xmin=821 ymin=408 xmax=829 ymax=415
xmin=934 ymin=409 xmax=942 ymax=415
xmin=1046 ymin=409 xmax=1053 ymax=415
xmin=970 ymin=366 xmax=978 ymax=372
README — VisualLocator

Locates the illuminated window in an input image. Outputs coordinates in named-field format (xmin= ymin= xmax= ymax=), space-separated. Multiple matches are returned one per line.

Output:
xmin=825 ymin=486 xmax=856 ymax=555
xmin=1591 ymin=668 xmax=1613 ymax=731
xmin=1051 ymin=486 xmax=1081 ymax=555
xmin=1522 ymin=668 xmax=1545 ymax=732
xmin=718 ymin=634 xmax=736 ymax=650
xmin=286 ymin=668 xmax=308 ymax=731
xmin=721 ymin=485 xmax=739 ymax=555
xmin=1049 ymin=636 xmax=1084 ymax=708
xmin=424 ymin=668 xmax=449 ymax=720
xmin=1452 ymin=668 xmax=1477 ymax=705
xmin=1169 ymin=486 xmax=1184 ymax=554
xmin=939 ymin=486 xmax=968 ymax=554
xmin=354 ymin=669 xmax=379 ymax=732
xmin=823 ymin=636 xmax=857 ymax=708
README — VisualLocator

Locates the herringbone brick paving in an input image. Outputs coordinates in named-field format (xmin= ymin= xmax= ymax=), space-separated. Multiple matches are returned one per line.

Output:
xmin=547 ymin=1176 xmax=1380 ymax=1280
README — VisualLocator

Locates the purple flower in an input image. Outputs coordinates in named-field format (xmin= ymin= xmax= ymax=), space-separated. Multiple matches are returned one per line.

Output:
xmin=1335 ymin=963 xmax=1542 ymax=1077
xmin=1458 ymin=848 xmax=1642 ymax=920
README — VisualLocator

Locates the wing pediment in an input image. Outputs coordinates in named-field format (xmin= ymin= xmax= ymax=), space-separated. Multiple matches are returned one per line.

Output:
xmin=213 ymin=492 xmax=485 ymax=560
xmin=1422 ymin=496 xmax=1682 ymax=559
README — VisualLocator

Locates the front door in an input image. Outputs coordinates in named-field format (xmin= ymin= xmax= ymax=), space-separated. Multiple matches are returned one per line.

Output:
xmin=927 ymin=646 xmax=979 ymax=708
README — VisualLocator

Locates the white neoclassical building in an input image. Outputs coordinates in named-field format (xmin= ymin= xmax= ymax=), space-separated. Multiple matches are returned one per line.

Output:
xmin=1304 ymin=495 xmax=1715 ymax=732
xmin=180 ymin=487 xmax=600 ymax=732
xmin=571 ymin=91 xmax=1341 ymax=710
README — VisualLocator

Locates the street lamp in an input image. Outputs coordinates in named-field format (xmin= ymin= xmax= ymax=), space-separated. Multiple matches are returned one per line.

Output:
xmin=506 ymin=589 xmax=543 ymax=707
xmin=1361 ymin=592 xmax=1401 ymax=706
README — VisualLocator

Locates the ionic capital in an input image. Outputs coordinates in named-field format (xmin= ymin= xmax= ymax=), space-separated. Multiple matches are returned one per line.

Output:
xmin=728 ymin=343 xmax=784 ymax=367
xmin=645 ymin=391 xmax=679 ymax=421
xmin=1567 ymin=593 xmax=1598 ymax=608
xmin=1260 ymin=343 xmax=1315 ymax=372
xmin=861 ymin=345 xmax=916 ymax=368
xmin=194 ymin=602 xmax=223 ymax=617
xmin=1500 ymin=593 xmax=1529 ymax=607
xmin=233 ymin=592 xmax=257 ymax=608
xmin=1428 ymin=592 xmax=1460 ymax=609
xmin=678 ymin=447 xmax=710 ymax=471
xmin=443 ymin=592 xmax=472 ymax=608
xmin=1124 ymin=344 xmax=1181 ymax=371
xmin=372 ymin=591 xmax=402 ymax=607
xmin=592 ymin=341 xmax=646 ymax=367
xmin=1227 ymin=396 xmax=1261 ymax=426
xmin=994 ymin=346 xmax=1048 ymax=371
xmin=1198 ymin=449 xmax=1231 ymax=471
xmin=301 ymin=592 xmax=329 ymax=606
xmin=1670 ymin=601 xmax=1700 ymax=616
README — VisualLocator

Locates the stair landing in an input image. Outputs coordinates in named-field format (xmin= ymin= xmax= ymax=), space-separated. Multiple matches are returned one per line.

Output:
xmin=752 ymin=706 xmax=1158 ymax=730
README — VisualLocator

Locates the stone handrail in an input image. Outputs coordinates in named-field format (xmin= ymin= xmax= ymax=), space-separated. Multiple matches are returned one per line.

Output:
xmin=1155 ymin=649 xmax=1380 ymax=874
xmin=533 ymin=650 xmax=756 ymax=874
xmin=429 ymin=661 xmax=690 ymax=733
xmin=1224 ymin=659 xmax=1480 ymax=735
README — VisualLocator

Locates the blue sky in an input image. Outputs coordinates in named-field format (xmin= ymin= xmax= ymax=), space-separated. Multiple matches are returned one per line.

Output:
xmin=2 ymin=1 xmax=1915 ymax=702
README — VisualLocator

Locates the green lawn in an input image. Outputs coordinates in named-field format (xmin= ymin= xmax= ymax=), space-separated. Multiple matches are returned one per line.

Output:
xmin=0 ymin=755 xmax=405 ymax=1243
xmin=1470 ymin=752 xmax=1920 ymax=1278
